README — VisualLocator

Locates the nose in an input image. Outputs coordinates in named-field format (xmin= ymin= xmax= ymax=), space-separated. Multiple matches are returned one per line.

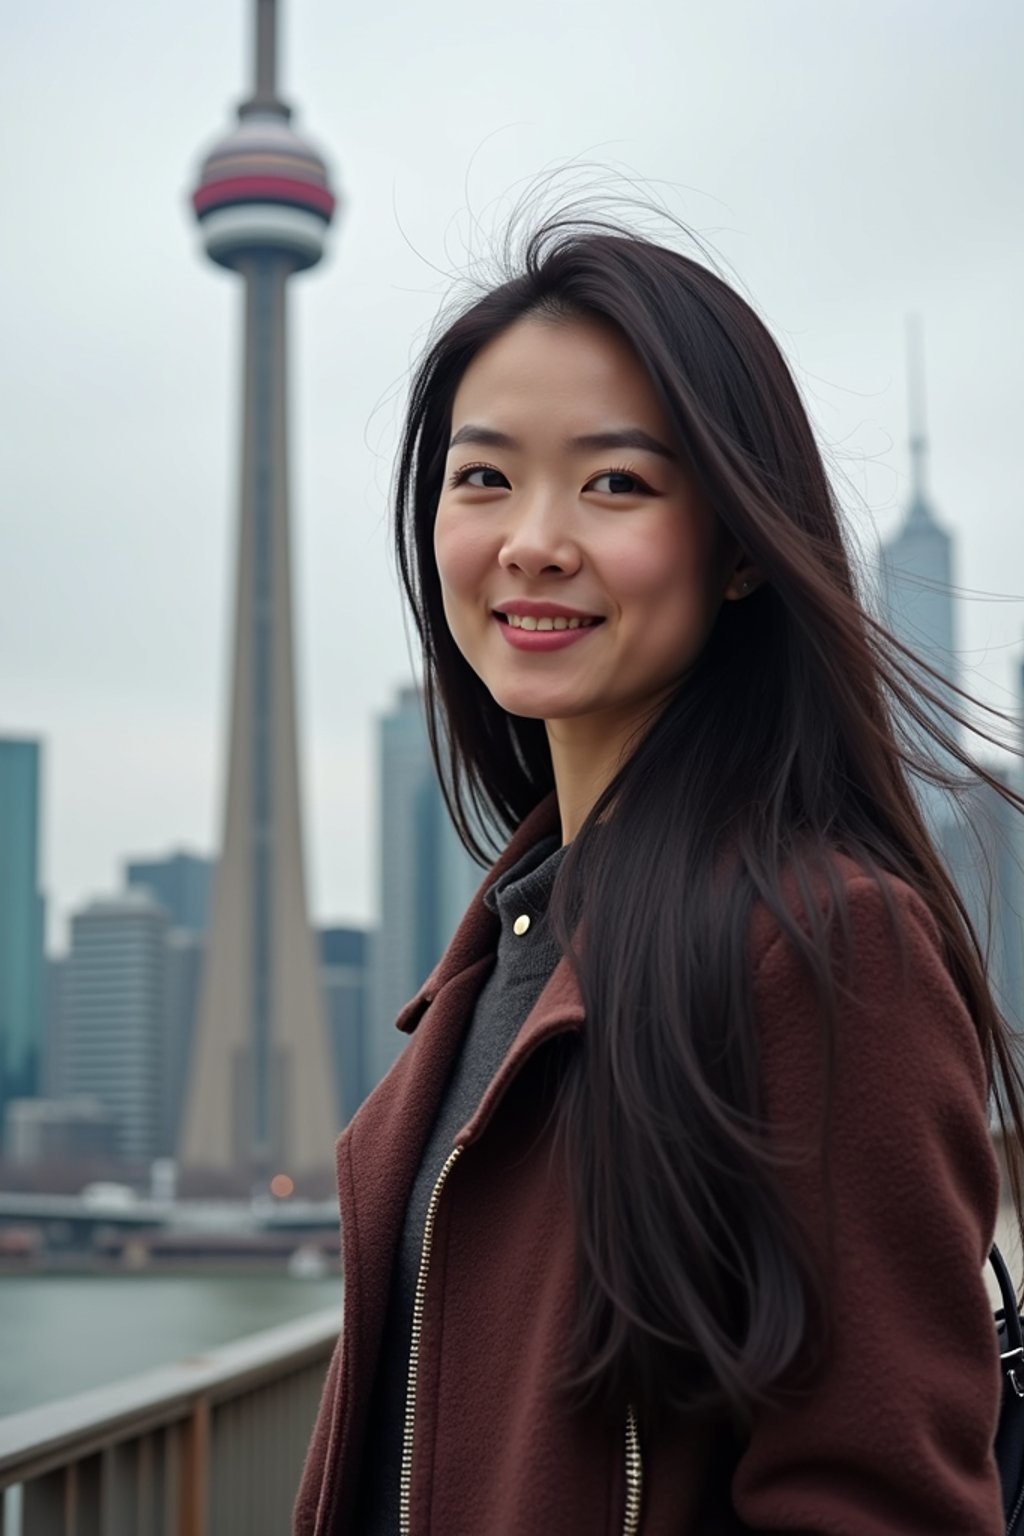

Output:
xmin=497 ymin=493 xmax=582 ymax=579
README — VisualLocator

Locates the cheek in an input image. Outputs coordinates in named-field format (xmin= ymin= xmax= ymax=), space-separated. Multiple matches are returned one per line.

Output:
xmin=605 ymin=520 xmax=722 ymax=661
xmin=605 ymin=526 xmax=704 ymax=608
xmin=433 ymin=510 xmax=494 ymax=602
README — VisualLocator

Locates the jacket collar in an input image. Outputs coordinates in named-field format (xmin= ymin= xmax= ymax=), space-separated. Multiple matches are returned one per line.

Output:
xmin=456 ymin=947 xmax=583 ymax=1146
xmin=392 ymin=785 xmax=585 ymax=1145
xmin=395 ymin=790 xmax=563 ymax=1033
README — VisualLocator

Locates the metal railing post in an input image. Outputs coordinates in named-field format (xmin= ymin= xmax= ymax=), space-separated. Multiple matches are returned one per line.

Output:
xmin=180 ymin=1397 xmax=210 ymax=1536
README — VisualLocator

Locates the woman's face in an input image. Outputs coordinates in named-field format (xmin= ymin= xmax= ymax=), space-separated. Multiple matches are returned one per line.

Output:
xmin=433 ymin=312 xmax=741 ymax=738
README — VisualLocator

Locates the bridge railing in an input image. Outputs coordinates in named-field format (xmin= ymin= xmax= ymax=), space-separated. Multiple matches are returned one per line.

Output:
xmin=0 ymin=1306 xmax=339 ymax=1536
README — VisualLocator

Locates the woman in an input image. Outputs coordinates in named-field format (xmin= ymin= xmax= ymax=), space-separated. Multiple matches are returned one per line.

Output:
xmin=295 ymin=219 xmax=1024 ymax=1534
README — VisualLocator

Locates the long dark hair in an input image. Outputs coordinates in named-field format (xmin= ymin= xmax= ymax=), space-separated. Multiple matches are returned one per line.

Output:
xmin=393 ymin=214 xmax=1024 ymax=1428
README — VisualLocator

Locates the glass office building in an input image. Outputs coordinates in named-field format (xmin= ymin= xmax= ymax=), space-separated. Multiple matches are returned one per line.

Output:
xmin=369 ymin=686 xmax=484 ymax=1088
xmin=0 ymin=738 xmax=44 ymax=1128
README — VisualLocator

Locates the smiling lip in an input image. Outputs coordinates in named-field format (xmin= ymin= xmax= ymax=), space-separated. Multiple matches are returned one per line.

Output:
xmin=494 ymin=600 xmax=603 ymax=620
xmin=495 ymin=614 xmax=603 ymax=652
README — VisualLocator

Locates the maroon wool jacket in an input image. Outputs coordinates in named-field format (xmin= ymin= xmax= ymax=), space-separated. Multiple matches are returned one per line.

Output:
xmin=294 ymin=794 xmax=1005 ymax=1535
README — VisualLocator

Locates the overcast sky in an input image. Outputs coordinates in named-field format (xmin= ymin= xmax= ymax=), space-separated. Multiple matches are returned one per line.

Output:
xmin=2 ymin=0 xmax=1022 ymax=950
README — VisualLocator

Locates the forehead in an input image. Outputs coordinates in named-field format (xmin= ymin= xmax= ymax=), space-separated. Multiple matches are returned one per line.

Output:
xmin=450 ymin=313 xmax=671 ymax=437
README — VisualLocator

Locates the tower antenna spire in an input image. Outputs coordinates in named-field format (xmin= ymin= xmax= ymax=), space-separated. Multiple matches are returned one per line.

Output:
xmin=243 ymin=0 xmax=288 ymax=117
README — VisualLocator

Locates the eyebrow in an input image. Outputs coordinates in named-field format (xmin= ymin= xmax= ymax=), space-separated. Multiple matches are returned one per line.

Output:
xmin=447 ymin=424 xmax=679 ymax=461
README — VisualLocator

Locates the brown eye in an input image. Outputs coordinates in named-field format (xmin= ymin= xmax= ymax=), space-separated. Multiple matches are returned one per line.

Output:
xmin=588 ymin=469 xmax=652 ymax=495
xmin=449 ymin=464 xmax=510 ymax=490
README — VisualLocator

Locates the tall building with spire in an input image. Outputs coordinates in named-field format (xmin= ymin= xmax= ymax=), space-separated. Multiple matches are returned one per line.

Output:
xmin=880 ymin=319 xmax=1024 ymax=1033
xmin=879 ymin=315 xmax=961 ymax=838
xmin=179 ymin=0 xmax=338 ymax=1188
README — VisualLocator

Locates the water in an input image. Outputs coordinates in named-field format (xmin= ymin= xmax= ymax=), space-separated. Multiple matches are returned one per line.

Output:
xmin=0 ymin=1272 xmax=343 ymax=1418
xmin=1 ymin=1203 xmax=1019 ymax=1423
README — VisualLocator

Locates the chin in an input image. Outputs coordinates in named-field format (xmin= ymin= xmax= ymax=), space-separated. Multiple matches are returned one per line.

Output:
xmin=484 ymin=681 xmax=589 ymax=721
xmin=486 ymin=690 xmax=550 ymax=720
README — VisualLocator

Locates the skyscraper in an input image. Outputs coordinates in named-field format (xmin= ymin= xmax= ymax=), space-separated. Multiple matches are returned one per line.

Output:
xmin=125 ymin=851 xmax=212 ymax=933
xmin=879 ymin=316 xmax=961 ymax=838
xmin=179 ymin=0 xmax=338 ymax=1186
xmin=0 ymin=738 xmax=44 ymax=1131
xmin=163 ymin=928 xmax=206 ymax=1159
xmin=938 ymin=768 xmax=1024 ymax=1032
xmin=41 ymin=955 xmax=69 ymax=1100
xmin=64 ymin=890 xmax=169 ymax=1168
xmin=369 ymin=686 xmax=484 ymax=1087
xmin=126 ymin=853 xmax=211 ymax=1157
xmin=318 ymin=925 xmax=371 ymax=1125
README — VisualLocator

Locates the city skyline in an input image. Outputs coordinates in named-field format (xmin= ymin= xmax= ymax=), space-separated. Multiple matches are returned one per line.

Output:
xmin=7 ymin=369 xmax=1024 ymax=1167
xmin=2 ymin=0 xmax=1022 ymax=949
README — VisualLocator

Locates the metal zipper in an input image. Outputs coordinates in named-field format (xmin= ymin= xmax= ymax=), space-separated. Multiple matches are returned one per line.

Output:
xmin=623 ymin=1401 xmax=644 ymax=1535
xmin=1009 ymin=1474 xmax=1024 ymax=1536
xmin=399 ymin=1143 xmax=464 ymax=1536
xmin=397 ymin=1139 xmax=644 ymax=1536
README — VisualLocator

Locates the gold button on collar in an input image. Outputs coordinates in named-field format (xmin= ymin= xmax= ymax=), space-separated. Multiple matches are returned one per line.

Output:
xmin=513 ymin=913 xmax=531 ymax=936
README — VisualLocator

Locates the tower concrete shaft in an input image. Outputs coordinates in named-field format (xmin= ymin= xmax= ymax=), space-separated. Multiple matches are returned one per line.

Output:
xmin=180 ymin=0 xmax=338 ymax=1184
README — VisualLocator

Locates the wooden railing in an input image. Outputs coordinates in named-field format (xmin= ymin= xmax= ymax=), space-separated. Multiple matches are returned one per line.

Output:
xmin=0 ymin=1306 xmax=339 ymax=1536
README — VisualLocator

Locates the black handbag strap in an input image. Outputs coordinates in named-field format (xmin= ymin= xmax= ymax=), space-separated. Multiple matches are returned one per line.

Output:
xmin=991 ymin=1242 xmax=1024 ymax=1388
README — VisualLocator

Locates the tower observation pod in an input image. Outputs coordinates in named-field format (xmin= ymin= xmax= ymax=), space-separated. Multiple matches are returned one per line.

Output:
xmin=192 ymin=100 xmax=335 ymax=273
xmin=179 ymin=0 xmax=340 ymax=1192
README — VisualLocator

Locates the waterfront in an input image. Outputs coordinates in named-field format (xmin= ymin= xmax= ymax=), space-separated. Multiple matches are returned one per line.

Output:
xmin=1 ymin=1201 xmax=1020 ymax=1423
xmin=0 ymin=1271 xmax=341 ymax=1418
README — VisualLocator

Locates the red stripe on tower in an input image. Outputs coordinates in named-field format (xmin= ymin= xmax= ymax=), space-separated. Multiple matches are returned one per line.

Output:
xmin=192 ymin=176 xmax=336 ymax=219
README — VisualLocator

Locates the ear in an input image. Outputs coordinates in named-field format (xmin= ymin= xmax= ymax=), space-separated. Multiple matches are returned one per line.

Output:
xmin=723 ymin=557 xmax=766 ymax=601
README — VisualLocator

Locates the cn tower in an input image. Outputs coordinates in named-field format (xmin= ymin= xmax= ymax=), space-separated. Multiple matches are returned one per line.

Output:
xmin=179 ymin=0 xmax=339 ymax=1188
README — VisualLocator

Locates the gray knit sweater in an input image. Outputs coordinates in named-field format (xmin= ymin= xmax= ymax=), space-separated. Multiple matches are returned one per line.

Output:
xmin=353 ymin=832 xmax=567 ymax=1531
